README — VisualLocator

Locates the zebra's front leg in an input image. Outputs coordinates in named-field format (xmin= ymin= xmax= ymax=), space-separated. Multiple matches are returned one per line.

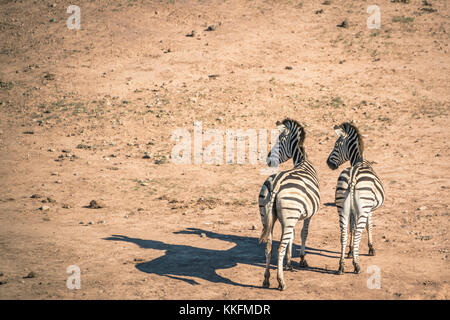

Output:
xmin=277 ymin=228 xmax=291 ymax=291
xmin=262 ymin=232 xmax=273 ymax=288
xmin=367 ymin=212 xmax=375 ymax=256
xmin=299 ymin=217 xmax=310 ymax=268
xmin=352 ymin=214 xmax=368 ymax=274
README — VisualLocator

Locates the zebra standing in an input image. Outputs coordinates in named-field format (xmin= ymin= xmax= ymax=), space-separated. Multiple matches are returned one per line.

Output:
xmin=258 ymin=119 xmax=320 ymax=290
xmin=326 ymin=122 xmax=385 ymax=274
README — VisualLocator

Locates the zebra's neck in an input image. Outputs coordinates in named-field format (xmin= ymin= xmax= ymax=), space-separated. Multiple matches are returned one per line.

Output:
xmin=292 ymin=147 xmax=306 ymax=167
xmin=349 ymin=153 xmax=364 ymax=167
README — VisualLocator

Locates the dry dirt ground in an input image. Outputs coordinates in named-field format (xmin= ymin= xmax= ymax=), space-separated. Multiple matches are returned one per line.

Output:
xmin=0 ymin=0 xmax=449 ymax=300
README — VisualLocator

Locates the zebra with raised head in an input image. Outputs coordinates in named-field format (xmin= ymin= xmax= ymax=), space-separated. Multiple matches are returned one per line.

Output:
xmin=326 ymin=122 xmax=385 ymax=274
xmin=258 ymin=118 xmax=320 ymax=290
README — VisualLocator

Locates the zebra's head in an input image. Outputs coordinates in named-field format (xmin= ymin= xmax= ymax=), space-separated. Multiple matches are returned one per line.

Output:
xmin=267 ymin=118 xmax=306 ymax=167
xmin=327 ymin=122 xmax=364 ymax=170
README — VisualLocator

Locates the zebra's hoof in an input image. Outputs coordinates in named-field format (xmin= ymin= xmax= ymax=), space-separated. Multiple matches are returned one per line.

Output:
xmin=284 ymin=264 xmax=293 ymax=271
xmin=278 ymin=283 xmax=287 ymax=291
xmin=337 ymin=267 xmax=344 ymax=275
xmin=299 ymin=259 xmax=308 ymax=268
xmin=368 ymin=247 xmax=376 ymax=256
xmin=262 ymin=279 xmax=270 ymax=288
xmin=353 ymin=263 xmax=361 ymax=274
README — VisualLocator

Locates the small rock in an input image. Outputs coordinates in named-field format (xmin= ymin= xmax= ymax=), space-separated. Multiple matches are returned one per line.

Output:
xmin=31 ymin=194 xmax=42 ymax=199
xmin=204 ymin=25 xmax=216 ymax=31
xmin=86 ymin=200 xmax=105 ymax=209
xmin=23 ymin=131 xmax=34 ymax=135
xmin=418 ymin=206 xmax=427 ymax=211
xmin=200 ymin=232 xmax=207 ymax=238
xmin=337 ymin=19 xmax=348 ymax=28
xmin=142 ymin=154 xmax=151 ymax=159
xmin=43 ymin=72 xmax=55 ymax=80
xmin=0 ymin=280 xmax=7 ymax=285
xmin=285 ymin=66 xmax=293 ymax=70
xmin=185 ymin=30 xmax=195 ymax=37
xmin=23 ymin=272 xmax=36 ymax=279
xmin=62 ymin=203 xmax=71 ymax=209
xmin=39 ymin=206 xmax=50 ymax=211
xmin=41 ymin=197 xmax=51 ymax=203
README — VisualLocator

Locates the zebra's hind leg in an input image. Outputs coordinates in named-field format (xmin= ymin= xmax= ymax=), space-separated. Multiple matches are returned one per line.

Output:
xmin=338 ymin=222 xmax=348 ymax=275
xmin=352 ymin=214 xmax=369 ymax=274
xmin=262 ymin=232 xmax=273 ymax=288
xmin=284 ymin=233 xmax=294 ymax=271
xmin=277 ymin=227 xmax=292 ymax=291
xmin=347 ymin=211 xmax=355 ymax=259
xmin=367 ymin=212 xmax=375 ymax=256
xmin=338 ymin=195 xmax=351 ymax=275
xmin=299 ymin=217 xmax=311 ymax=268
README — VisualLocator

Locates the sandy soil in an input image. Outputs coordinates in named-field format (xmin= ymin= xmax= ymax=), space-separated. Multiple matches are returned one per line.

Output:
xmin=0 ymin=0 xmax=449 ymax=299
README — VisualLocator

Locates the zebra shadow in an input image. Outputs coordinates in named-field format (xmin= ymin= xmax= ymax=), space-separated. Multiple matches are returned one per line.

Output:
xmin=103 ymin=228 xmax=339 ymax=288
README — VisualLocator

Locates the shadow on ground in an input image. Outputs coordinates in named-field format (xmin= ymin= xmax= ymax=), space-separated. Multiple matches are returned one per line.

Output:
xmin=104 ymin=228 xmax=340 ymax=288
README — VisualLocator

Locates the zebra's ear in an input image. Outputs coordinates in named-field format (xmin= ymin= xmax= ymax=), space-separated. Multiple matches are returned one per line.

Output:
xmin=276 ymin=121 xmax=285 ymax=132
xmin=334 ymin=125 xmax=345 ymax=137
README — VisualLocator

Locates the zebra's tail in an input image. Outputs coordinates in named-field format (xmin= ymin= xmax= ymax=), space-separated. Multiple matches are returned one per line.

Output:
xmin=259 ymin=200 xmax=275 ymax=243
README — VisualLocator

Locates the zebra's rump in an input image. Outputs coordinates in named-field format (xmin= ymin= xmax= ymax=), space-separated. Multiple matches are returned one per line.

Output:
xmin=335 ymin=162 xmax=385 ymax=211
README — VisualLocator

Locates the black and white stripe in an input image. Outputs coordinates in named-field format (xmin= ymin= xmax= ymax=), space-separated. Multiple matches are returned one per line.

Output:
xmin=326 ymin=122 xmax=385 ymax=274
xmin=259 ymin=119 xmax=320 ymax=290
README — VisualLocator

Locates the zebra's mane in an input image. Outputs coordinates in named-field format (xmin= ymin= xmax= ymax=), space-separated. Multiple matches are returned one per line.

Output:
xmin=277 ymin=118 xmax=306 ymax=146
xmin=340 ymin=122 xmax=364 ymax=154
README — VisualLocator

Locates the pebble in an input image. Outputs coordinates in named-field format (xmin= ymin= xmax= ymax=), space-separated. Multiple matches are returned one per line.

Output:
xmin=87 ymin=200 xmax=105 ymax=209
xmin=23 ymin=272 xmax=36 ymax=279
xmin=39 ymin=206 xmax=50 ymax=211
xmin=418 ymin=206 xmax=427 ymax=211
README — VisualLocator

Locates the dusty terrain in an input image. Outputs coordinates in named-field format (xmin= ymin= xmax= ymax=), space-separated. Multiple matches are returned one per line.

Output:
xmin=0 ymin=0 xmax=449 ymax=299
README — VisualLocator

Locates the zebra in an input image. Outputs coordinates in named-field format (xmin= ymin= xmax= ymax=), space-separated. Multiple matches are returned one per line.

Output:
xmin=258 ymin=118 xmax=320 ymax=290
xmin=326 ymin=122 xmax=385 ymax=274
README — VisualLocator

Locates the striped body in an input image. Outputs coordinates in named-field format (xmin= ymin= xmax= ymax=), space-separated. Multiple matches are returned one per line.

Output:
xmin=327 ymin=122 xmax=385 ymax=274
xmin=259 ymin=119 xmax=320 ymax=290
xmin=335 ymin=161 xmax=384 ymax=273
